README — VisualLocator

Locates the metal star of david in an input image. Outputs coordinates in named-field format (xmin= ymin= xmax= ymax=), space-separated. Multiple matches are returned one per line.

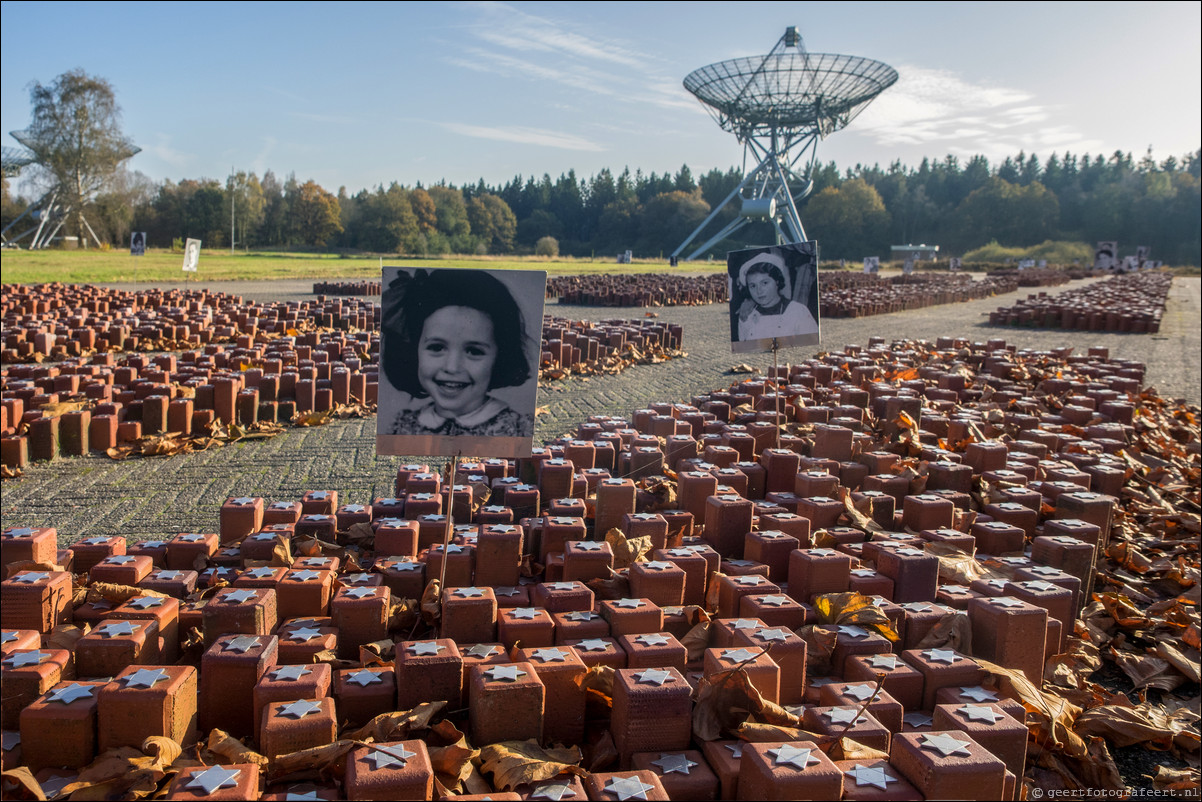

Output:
xmin=95 ymin=621 xmax=140 ymax=638
xmin=732 ymin=574 xmax=765 ymax=586
xmin=276 ymin=700 xmax=323 ymax=719
xmin=343 ymin=573 xmax=373 ymax=584
xmin=573 ymin=541 xmax=603 ymax=551
xmin=220 ymin=589 xmax=259 ymax=604
xmin=919 ymin=732 xmax=973 ymax=757
xmin=575 ymin=639 xmax=610 ymax=652
xmin=4 ymin=528 xmax=35 ymax=537
xmin=545 ymin=582 xmax=578 ymax=591
xmin=633 ymin=668 xmax=673 ymax=686
xmin=720 ymin=648 xmax=760 ymax=663
xmin=104 ymin=555 xmax=137 ymax=565
xmin=635 ymin=633 xmax=670 ymax=647
xmin=664 ymin=548 xmax=693 ymax=558
xmin=837 ymin=625 xmax=872 ymax=639
xmin=287 ymin=627 xmax=323 ymax=642
xmin=651 ymin=752 xmax=697 ymax=775
xmin=1029 ymin=565 xmax=1062 ymax=576
xmin=221 ymin=636 xmax=262 ymax=653
xmin=230 ymin=497 xmax=256 ymax=506
xmin=867 ymin=654 xmax=900 ymax=670
xmin=758 ymin=530 xmax=789 ymax=539
xmin=923 ymin=649 xmax=961 ymax=665
xmin=342 ymin=587 xmax=377 ymax=599
xmin=754 ymin=628 xmax=790 ymax=643
xmin=531 ymin=648 xmax=569 ymax=663
xmin=984 ymin=578 xmax=1009 ymax=589
xmin=4 ymin=650 xmax=50 ymax=668
xmin=724 ymin=741 xmax=743 ymax=758
xmin=850 ymin=568 xmax=878 ymax=578
xmin=343 ymin=504 xmax=365 ymax=514
xmin=127 ymin=596 xmax=166 ymax=610
xmin=177 ymin=534 xmax=207 ymax=543
xmin=769 ymin=744 xmax=819 ymax=770
xmin=509 ymin=607 xmax=540 ymax=620
xmin=903 ymin=711 xmax=934 ymax=728
xmin=846 ymin=763 xmax=897 ymax=791
xmin=725 ymin=559 xmax=755 ymax=568
xmin=809 ymin=548 xmax=836 ymax=556
xmin=464 ymin=644 xmax=500 ymax=658
xmin=270 ymin=665 xmax=312 ymax=682
xmin=942 ymin=585 xmax=969 ymax=595
xmin=825 ymin=707 xmax=866 ymax=724
xmin=614 ymin=598 xmax=644 ymax=609
xmin=901 ymin=601 xmax=934 ymax=612
xmin=0 ymin=732 xmax=19 ymax=751
xmin=280 ymin=788 xmax=322 ymax=801
xmin=79 ymin=537 xmax=111 ymax=546
xmin=991 ymin=596 xmax=1026 ymax=608
xmin=484 ymin=665 xmax=527 ymax=683
xmin=46 ymin=683 xmax=96 ymax=705
xmin=565 ymin=611 xmax=598 ymax=622
xmin=895 ymin=547 xmax=926 ymax=557
xmin=455 ymin=587 xmax=486 ymax=598
xmin=758 ymin=595 xmax=790 ymax=608
xmin=391 ymin=561 xmax=423 ymax=572
xmin=841 ymin=683 xmax=878 ymax=702
xmin=407 ymin=641 xmax=445 ymax=656
xmin=362 ymin=743 xmax=416 ymax=769
xmin=141 ymin=540 xmax=166 ymax=549
xmin=958 ymin=685 xmax=1000 ymax=702
xmin=345 ymin=669 xmax=384 ymax=687
xmin=122 ymin=668 xmax=170 ymax=688
xmin=641 ymin=561 xmax=674 ymax=571
xmin=530 ymin=780 xmax=578 ymax=801
xmin=1023 ymin=580 xmax=1060 ymax=593
xmin=243 ymin=567 xmax=276 ymax=579
xmin=288 ymin=570 xmax=322 ymax=582
xmin=153 ymin=570 xmax=185 ymax=580
xmin=309 ymin=491 xmax=329 ymax=500
xmin=957 ymin=704 xmax=1004 ymax=724
xmin=270 ymin=501 xmax=295 ymax=510
xmin=37 ymin=772 xmax=74 ymax=799
xmin=89 ymin=599 xmax=113 ymax=611
xmin=604 ymin=776 xmax=656 ymax=801
xmin=11 ymin=572 xmax=49 ymax=584
xmin=0 ymin=631 xmax=17 ymax=644
xmin=187 ymin=766 xmax=242 ymax=794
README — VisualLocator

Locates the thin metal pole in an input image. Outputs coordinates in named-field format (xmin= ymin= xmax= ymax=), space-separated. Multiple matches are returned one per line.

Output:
xmin=438 ymin=453 xmax=461 ymax=592
xmin=772 ymin=338 xmax=780 ymax=449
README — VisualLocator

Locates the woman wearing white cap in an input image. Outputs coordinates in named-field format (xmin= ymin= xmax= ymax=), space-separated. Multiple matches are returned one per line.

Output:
xmin=734 ymin=251 xmax=818 ymax=342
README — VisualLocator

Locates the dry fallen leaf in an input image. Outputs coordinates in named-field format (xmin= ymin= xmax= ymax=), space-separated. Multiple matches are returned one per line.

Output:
xmin=476 ymin=740 xmax=585 ymax=790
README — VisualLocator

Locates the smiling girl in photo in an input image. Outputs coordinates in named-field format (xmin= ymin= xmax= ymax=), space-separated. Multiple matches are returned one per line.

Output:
xmin=381 ymin=269 xmax=533 ymax=438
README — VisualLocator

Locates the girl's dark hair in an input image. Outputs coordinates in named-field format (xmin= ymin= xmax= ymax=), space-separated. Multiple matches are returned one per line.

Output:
xmin=745 ymin=261 xmax=786 ymax=293
xmin=381 ymin=269 xmax=531 ymax=397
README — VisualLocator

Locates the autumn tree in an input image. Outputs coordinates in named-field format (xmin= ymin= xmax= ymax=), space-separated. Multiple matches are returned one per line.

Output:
xmin=804 ymin=178 xmax=891 ymax=259
xmin=466 ymin=193 xmax=517 ymax=253
xmin=287 ymin=180 xmax=342 ymax=248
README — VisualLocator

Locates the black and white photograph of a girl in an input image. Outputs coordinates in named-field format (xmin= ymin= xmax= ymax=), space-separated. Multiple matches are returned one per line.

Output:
xmin=728 ymin=242 xmax=820 ymax=354
xmin=376 ymin=266 xmax=546 ymax=458
xmin=130 ymin=231 xmax=146 ymax=256
xmin=182 ymin=238 xmax=201 ymax=271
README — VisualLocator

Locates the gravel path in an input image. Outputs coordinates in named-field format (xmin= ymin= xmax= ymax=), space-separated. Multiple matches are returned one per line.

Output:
xmin=3 ymin=276 xmax=1197 ymax=543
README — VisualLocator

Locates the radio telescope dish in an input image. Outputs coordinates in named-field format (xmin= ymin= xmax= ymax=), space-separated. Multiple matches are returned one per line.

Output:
xmin=673 ymin=27 xmax=897 ymax=261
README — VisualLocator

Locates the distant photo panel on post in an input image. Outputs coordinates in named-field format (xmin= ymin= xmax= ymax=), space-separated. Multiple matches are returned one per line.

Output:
xmin=375 ymin=266 xmax=546 ymax=458
xmin=727 ymin=242 xmax=820 ymax=354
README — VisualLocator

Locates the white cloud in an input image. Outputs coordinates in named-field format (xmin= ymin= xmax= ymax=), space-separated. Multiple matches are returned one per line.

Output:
xmin=851 ymin=64 xmax=1101 ymax=162
xmin=442 ymin=122 xmax=604 ymax=152
xmin=150 ymin=133 xmax=192 ymax=169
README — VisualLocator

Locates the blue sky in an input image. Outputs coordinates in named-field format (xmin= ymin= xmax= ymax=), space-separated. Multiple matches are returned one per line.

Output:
xmin=2 ymin=1 xmax=1199 ymax=195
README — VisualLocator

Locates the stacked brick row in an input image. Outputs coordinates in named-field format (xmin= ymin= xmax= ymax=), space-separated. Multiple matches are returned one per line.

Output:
xmin=1 ymin=336 xmax=1177 ymax=799
xmin=821 ymin=273 xmax=1020 ymax=318
xmin=548 ymin=274 xmax=728 ymax=307
xmin=1 ymin=284 xmax=377 ymax=363
xmin=311 ymin=281 xmax=382 ymax=296
xmin=541 ymin=317 xmax=684 ymax=372
xmin=989 ymin=272 xmax=1172 ymax=332
xmin=984 ymin=268 xmax=1075 ymax=288
xmin=0 ymin=329 xmax=379 ymax=468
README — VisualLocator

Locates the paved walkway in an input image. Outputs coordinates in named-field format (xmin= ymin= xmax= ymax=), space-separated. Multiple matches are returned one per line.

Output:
xmin=3 ymin=277 xmax=1197 ymax=543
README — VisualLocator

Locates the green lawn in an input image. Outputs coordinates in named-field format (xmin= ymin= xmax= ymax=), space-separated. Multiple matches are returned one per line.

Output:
xmin=0 ymin=248 xmax=725 ymax=284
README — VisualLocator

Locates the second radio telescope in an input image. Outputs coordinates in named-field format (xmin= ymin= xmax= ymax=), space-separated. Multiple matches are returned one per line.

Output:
xmin=673 ymin=26 xmax=897 ymax=261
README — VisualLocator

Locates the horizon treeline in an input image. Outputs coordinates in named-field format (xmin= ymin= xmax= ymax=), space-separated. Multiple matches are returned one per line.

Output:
xmin=3 ymin=148 xmax=1199 ymax=264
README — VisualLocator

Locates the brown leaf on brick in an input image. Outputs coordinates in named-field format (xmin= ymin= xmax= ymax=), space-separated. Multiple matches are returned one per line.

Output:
xmin=476 ymin=740 xmax=585 ymax=790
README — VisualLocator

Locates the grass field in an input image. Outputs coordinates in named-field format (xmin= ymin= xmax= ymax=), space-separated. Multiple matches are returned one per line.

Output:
xmin=0 ymin=248 xmax=726 ymax=284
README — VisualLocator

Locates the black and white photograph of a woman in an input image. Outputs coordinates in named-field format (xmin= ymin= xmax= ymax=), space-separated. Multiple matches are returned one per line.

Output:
xmin=727 ymin=242 xmax=820 ymax=354
xmin=376 ymin=267 xmax=546 ymax=458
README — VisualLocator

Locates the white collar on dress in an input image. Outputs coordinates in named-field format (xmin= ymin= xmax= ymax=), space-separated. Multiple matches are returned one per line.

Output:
xmin=415 ymin=396 xmax=506 ymax=429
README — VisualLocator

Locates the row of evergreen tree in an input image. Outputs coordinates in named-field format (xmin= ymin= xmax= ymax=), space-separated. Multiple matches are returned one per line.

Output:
xmin=3 ymin=148 xmax=1198 ymax=263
